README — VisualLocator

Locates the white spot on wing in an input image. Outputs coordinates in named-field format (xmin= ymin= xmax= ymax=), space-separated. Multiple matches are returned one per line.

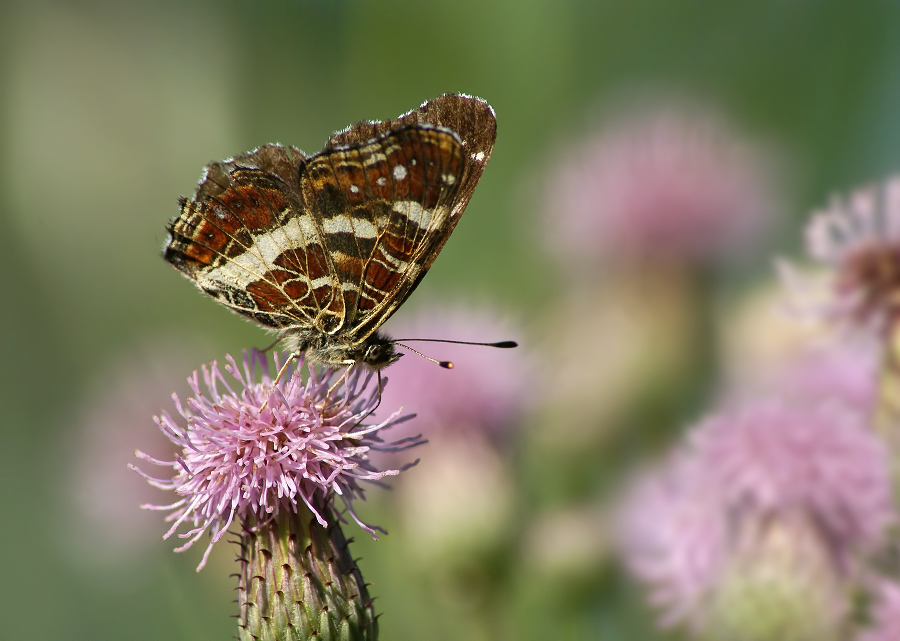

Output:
xmin=298 ymin=214 xmax=318 ymax=240
xmin=393 ymin=200 xmax=442 ymax=229
xmin=323 ymin=217 xmax=377 ymax=239
xmin=363 ymin=152 xmax=387 ymax=166
xmin=473 ymin=151 xmax=485 ymax=162
xmin=349 ymin=184 xmax=359 ymax=194
xmin=323 ymin=218 xmax=354 ymax=235
xmin=310 ymin=275 xmax=332 ymax=289
xmin=393 ymin=165 xmax=408 ymax=181
xmin=376 ymin=177 xmax=387 ymax=186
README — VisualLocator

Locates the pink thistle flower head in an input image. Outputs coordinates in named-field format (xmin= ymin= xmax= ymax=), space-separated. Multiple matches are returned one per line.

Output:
xmin=695 ymin=401 xmax=893 ymax=554
xmin=618 ymin=400 xmax=894 ymax=634
xmin=543 ymin=101 xmax=778 ymax=265
xmin=802 ymin=177 xmax=900 ymax=330
xmin=131 ymin=350 xmax=420 ymax=570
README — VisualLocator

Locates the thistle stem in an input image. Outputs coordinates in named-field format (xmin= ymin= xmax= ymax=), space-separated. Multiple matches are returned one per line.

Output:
xmin=237 ymin=504 xmax=378 ymax=641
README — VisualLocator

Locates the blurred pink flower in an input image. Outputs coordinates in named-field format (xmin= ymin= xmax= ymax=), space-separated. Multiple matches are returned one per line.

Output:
xmin=801 ymin=177 xmax=900 ymax=330
xmin=727 ymin=337 xmax=880 ymax=416
xmin=857 ymin=581 xmax=900 ymax=641
xmin=691 ymin=402 xmax=892 ymax=558
xmin=132 ymin=350 xmax=419 ymax=570
xmin=543 ymin=102 xmax=778 ymax=265
xmin=378 ymin=305 xmax=532 ymax=442
xmin=619 ymin=454 xmax=726 ymax=627
xmin=618 ymin=400 xmax=893 ymax=636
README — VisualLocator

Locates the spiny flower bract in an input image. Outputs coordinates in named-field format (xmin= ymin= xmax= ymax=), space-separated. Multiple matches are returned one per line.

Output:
xmin=132 ymin=350 xmax=419 ymax=569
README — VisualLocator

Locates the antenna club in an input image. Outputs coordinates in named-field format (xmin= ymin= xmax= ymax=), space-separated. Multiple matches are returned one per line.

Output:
xmin=440 ymin=361 xmax=454 ymax=369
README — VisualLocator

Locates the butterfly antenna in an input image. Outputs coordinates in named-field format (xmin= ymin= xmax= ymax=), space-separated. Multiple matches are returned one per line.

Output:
xmin=393 ymin=342 xmax=455 ymax=369
xmin=393 ymin=338 xmax=518 ymax=349
xmin=392 ymin=338 xmax=518 ymax=370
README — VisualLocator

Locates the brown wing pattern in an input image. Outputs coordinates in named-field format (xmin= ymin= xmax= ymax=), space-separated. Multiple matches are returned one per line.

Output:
xmin=328 ymin=93 xmax=497 ymax=227
xmin=165 ymin=143 xmax=338 ymax=329
xmin=301 ymin=125 xmax=466 ymax=340
xmin=165 ymin=93 xmax=496 ymax=346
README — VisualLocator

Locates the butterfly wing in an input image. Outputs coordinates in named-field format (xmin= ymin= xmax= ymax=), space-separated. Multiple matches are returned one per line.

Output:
xmin=165 ymin=144 xmax=342 ymax=330
xmin=299 ymin=125 xmax=468 ymax=341
xmin=328 ymin=92 xmax=497 ymax=230
xmin=164 ymin=94 xmax=496 ymax=345
xmin=317 ymin=93 xmax=496 ymax=341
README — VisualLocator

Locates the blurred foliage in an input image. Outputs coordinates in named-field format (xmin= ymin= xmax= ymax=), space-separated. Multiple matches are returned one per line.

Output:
xmin=4 ymin=1 xmax=900 ymax=639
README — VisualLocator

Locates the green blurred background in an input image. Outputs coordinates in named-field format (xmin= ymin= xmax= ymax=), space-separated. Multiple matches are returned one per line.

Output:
xmin=3 ymin=1 xmax=900 ymax=639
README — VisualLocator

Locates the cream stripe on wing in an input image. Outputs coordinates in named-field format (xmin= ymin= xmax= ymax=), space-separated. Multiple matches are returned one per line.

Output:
xmin=322 ymin=217 xmax=377 ymax=239
xmin=197 ymin=216 xmax=320 ymax=290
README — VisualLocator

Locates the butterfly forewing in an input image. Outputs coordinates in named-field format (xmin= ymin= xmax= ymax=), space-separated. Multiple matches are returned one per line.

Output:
xmin=164 ymin=93 xmax=496 ymax=368
xmin=328 ymin=92 xmax=496 ymax=223
xmin=302 ymin=126 xmax=466 ymax=340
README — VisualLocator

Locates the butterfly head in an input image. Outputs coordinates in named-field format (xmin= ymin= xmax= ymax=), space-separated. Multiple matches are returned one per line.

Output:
xmin=360 ymin=332 xmax=402 ymax=370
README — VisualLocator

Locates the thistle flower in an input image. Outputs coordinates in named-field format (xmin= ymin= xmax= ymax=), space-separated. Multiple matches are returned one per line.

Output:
xmin=133 ymin=351 xmax=421 ymax=640
xmin=801 ymin=177 xmax=900 ymax=330
xmin=542 ymin=101 xmax=778 ymax=265
xmin=618 ymin=400 xmax=894 ymax=640
xmin=133 ymin=350 xmax=418 ymax=569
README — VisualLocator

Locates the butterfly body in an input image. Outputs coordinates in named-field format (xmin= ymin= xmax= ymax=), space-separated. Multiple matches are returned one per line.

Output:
xmin=164 ymin=94 xmax=496 ymax=369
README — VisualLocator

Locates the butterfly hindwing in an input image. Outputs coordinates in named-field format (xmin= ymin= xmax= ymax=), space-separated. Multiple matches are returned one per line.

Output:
xmin=165 ymin=144 xmax=335 ymax=329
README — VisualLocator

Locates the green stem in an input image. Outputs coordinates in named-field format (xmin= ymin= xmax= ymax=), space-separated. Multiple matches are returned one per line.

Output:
xmin=237 ymin=503 xmax=378 ymax=641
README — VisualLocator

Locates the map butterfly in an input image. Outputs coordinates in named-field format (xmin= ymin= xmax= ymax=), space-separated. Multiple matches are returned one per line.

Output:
xmin=165 ymin=93 xmax=497 ymax=370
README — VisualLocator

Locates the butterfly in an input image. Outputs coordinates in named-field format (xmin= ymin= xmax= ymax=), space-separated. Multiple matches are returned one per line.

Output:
xmin=164 ymin=93 xmax=497 ymax=371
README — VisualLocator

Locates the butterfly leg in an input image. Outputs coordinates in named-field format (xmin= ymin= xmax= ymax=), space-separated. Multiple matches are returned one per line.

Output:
xmin=259 ymin=350 xmax=301 ymax=411
xmin=325 ymin=364 xmax=354 ymax=404
xmin=348 ymin=370 xmax=383 ymax=429
xmin=258 ymin=336 xmax=282 ymax=353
